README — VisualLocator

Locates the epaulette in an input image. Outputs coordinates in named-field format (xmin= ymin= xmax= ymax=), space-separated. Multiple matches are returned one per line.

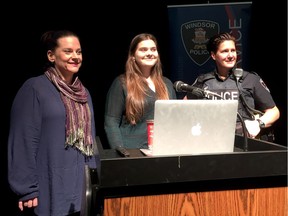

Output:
xmin=250 ymin=71 xmax=260 ymax=77
xmin=196 ymin=71 xmax=215 ymax=83
xmin=230 ymin=70 xmax=250 ymax=82
xmin=241 ymin=70 xmax=258 ymax=80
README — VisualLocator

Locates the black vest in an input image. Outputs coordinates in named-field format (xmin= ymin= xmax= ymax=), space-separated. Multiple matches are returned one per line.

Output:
xmin=188 ymin=71 xmax=257 ymax=121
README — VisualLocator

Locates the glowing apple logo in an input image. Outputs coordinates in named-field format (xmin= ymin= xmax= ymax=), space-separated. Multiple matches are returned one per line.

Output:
xmin=191 ymin=123 xmax=202 ymax=136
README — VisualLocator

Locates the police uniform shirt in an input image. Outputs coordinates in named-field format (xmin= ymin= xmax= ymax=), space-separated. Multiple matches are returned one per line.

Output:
xmin=187 ymin=70 xmax=276 ymax=121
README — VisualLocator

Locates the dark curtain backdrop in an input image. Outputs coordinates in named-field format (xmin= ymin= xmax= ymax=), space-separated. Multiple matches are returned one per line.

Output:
xmin=3 ymin=0 xmax=287 ymax=214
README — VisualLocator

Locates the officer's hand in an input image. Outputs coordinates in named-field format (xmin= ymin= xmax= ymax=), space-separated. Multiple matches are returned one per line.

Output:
xmin=244 ymin=120 xmax=261 ymax=138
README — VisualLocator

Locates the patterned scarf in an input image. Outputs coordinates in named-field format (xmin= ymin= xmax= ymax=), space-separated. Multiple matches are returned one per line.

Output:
xmin=45 ymin=67 xmax=93 ymax=156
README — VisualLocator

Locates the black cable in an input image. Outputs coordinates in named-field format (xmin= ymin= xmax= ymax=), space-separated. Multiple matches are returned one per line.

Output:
xmin=233 ymin=68 xmax=264 ymax=119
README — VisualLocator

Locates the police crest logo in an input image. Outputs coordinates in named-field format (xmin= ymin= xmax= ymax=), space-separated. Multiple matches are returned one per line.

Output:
xmin=181 ymin=20 xmax=220 ymax=66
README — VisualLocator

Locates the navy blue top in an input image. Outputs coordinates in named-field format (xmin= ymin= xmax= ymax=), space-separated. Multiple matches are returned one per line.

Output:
xmin=8 ymin=74 xmax=97 ymax=216
xmin=104 ymin=75 xmax=177 ymax=149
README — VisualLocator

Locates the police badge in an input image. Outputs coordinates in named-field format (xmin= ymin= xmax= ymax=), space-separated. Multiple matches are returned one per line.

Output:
xmin=181 ymin=20 xmax=220 ymax=66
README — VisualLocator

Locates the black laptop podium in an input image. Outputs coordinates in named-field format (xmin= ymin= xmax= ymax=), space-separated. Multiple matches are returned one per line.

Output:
xmin=81 ymin=136 xmax=288 ymax=216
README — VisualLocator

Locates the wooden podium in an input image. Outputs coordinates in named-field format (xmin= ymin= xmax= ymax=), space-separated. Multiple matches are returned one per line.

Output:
xmin=81 ymin=136 xmax=288 ymax=216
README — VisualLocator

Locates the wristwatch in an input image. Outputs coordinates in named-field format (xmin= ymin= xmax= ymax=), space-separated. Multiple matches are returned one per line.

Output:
xmin=257 ymin=119 xmax=265 ymax=129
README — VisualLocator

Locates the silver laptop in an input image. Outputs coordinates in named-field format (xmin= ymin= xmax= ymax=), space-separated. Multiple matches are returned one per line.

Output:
xmin=142 ymin=99 xmax=238 ymax=156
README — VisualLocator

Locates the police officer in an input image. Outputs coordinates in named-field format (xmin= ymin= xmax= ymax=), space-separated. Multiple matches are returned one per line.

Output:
xmin=185 ymin=32 xmax=280 ymax=142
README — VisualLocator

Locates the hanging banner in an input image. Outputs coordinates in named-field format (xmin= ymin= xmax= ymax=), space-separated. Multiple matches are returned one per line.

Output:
xmin=167 ymin=2 xmax=252 ymax=85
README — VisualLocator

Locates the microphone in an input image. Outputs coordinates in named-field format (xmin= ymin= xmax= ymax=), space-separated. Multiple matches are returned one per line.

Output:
xmin=233 ymin=68 xmax=243 ymax=83
xmin=174 ymin=81 xmax=204 ymax=97
xmin=174 ymin=81 xmax=222 ymax=99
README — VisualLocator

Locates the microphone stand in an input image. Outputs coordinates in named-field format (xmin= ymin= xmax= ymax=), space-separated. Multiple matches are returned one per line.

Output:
xmin=233 ymin=68 xmax=261 ymax=151
xmin=237 ymin=112 xmax=249 ymax=151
